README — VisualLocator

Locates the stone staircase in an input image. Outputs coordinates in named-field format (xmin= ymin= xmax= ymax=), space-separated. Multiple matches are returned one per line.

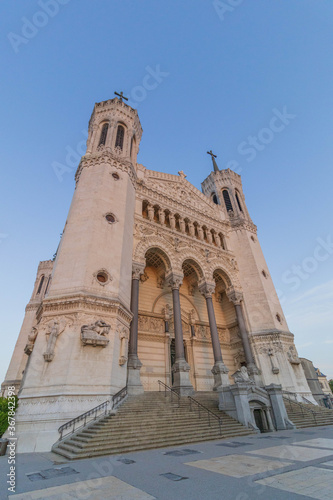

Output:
xmin=284 ymin=398 xmax=333 ymax=428
xmin=52 ymin=391 xmax=254 ymax=460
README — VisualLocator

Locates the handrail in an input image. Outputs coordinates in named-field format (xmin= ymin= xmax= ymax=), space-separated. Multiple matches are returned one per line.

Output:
xmin=157 ymin=380 xmax=223 ymax=435
xmin=283 ymin=396 xmax=317 ymax=424
xmin=158 ymin=380 xmax=180 ymax=407
xmin=188 ymin=396 xmax=223 ymax=435
xmin=58 ymin=386 xmax=127 ymax=441
xmin=282 ymin=390 xmax=314 ymax=405
xmin=112 ymin=386 xmax=127 ymax=409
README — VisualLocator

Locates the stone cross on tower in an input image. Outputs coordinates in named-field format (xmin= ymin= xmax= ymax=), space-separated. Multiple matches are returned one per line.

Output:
xmin=207 ymin=150 xmax=219 ymax=173
xmin=114 ymin=91 xmax=128 ymax=102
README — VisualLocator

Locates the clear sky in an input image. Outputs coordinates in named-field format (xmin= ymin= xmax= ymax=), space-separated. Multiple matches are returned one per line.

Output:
xmin=0 ymin=0 xmax=332 ymax=385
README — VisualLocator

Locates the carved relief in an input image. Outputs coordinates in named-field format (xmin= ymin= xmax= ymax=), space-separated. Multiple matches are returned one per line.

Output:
xmin=287 ymin=345 xmax=301 ymax=365
xmin=118 ymin=327 xmax=129 ymax=365
xmin=24 ymin=327 xmax=38 ymax=355
xmin=81 ymin=320 xmax=111 ymax=347
xmin=43 ymin=319 xmax=68 ymax=362
xmin=138 ymin=315 xmax=164 ymax=334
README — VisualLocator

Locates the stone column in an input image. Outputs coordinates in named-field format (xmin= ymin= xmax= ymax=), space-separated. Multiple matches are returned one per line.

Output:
xmin=227 ymin=287 xmax=261 ymax=384
xmin=199 ymin=282 xmax=230 ymax=390
xmin=127 ymin=263 xmax=145 ymax=395
xmin=166 ymin=273 xmax=194 ymax=395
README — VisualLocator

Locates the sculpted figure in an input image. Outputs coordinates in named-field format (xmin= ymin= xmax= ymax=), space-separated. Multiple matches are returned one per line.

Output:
xmin=232 ymin=366 xmax=252 ymax=383
xmin=81 ymin=320 xmax=111 ymax=347
xmin=43 ymin=321 xmax=60 ymax=362
xmin=24 ymin=327 xmax=38 ymax=355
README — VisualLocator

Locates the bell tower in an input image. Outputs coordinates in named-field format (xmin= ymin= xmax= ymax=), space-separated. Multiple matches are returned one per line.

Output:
xmin=14 ymin=96 xmax=143 ymax=452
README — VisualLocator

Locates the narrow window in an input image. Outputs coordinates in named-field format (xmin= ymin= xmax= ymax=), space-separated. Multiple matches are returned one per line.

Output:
xmin=115 ymin=125 xmax=125 ymax=150
xmin=222 ymin=190 xmax=233 ymax=212
xmin=37 ymin=275 xmax=45 ymax=295
xmin=98 ymin=123 xmax=109 ymax=146
xmin=235 ymin=192 xmax=243 ymax=212
xmin=44 ymin=276 xmax=51 ymax=295
xmin=212 ymin=193 xmax=218 ymax=205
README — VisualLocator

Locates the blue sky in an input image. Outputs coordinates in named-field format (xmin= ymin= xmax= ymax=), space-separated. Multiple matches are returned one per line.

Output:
xmin=0 ymin=0 xmax=332 ymax=384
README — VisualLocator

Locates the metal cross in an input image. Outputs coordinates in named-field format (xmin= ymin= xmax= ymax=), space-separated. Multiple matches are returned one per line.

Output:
xmin=207 ymin=150 xmax=217 ymax=159
xmin=114 ymin=91 xmax=128 ymax=102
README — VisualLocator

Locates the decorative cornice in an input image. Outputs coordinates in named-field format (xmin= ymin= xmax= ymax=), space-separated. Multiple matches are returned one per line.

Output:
xmin=75 ymin=151 xmax=137 ymax=187
xmin=38 ymin=294 xmax=133 ymax=323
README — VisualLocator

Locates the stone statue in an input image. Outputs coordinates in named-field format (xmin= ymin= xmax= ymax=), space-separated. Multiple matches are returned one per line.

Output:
xmin=232 ymin=366 xmax=253 ymax=384
xmin=24 ymin=327 xmax=38 ymax=355
xmin=81 ymin=320 xmax=111 ymax=347
xmin=43 ymin=321 xmax=60 ymax=362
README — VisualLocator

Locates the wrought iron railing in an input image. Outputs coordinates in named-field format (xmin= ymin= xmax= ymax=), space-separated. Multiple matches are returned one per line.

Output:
xmin=158 ymin=380 xmax=180 ymax=407
xmin=188 ymin=396 xmax=223 ymax=435
xmin=57 ymin=386 xmax=127 ymax=441
xmin=158 ymin=380 xmax=223 ymax=435
xmin=282 ymin=396 xmax=317 ymax=424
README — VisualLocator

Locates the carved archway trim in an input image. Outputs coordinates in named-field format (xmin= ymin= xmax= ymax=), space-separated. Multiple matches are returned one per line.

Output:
xmin=151 ymin=290 xmax=201 ymax=321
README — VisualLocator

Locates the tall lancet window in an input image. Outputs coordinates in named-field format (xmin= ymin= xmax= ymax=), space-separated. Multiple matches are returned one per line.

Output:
xmin=235 ymin=192 xmax=243 ymax=212
xmin=37 ymin=275 xmax=45 ymax=295
xmin=222 ymin=190 xmax=233 ymax=212
xmin=115 ymin=125 xmax=125 ymax=150
xmin=98 ymin=123 xmax=109 ymax=146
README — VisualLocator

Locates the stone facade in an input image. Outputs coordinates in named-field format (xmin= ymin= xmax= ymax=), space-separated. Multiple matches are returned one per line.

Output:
xmin=2 ymin=96 xmax=314 ymax=451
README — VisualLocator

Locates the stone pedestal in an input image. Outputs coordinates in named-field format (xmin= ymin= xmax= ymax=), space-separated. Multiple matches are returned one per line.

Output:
xmin=127 ymin=356 xmax=144 ymax=395
xmin=265 ymin=384 xmax=296 ymax=430
xmin=212 ymin=361 xmax=230 ymax=391
xmin=172 ymin=359 xmax=194 ymax=396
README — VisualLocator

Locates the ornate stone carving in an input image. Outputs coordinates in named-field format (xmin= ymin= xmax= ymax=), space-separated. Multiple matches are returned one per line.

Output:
xmin=24 ymin=327 xmax=38 ymax=355
xmin=43 ymin=320 xmax=68 ymax=362
xmin=232 ymin=366 xmax=254 ymax=384
xmin=81 ymin=320 xmax=110 ymax=347
xmin=226 ymin=286 xmax=243 ymax=305
xmin=119 ymin=327 xmax=129 ymax=365
xmin=166 ymin=273 xmax=183 ymax=290
xmin=140 ymin=272 xmax=149 ymax=283
xmin=199 ymin=281 xmax=216 ymax=299
xmin=132 ymin=262 xmax=145 ymax=280
xmin=287 ymin=346 xmax=301 ymax=365
xmin=138 ymin=315 xmax=164 ymax=334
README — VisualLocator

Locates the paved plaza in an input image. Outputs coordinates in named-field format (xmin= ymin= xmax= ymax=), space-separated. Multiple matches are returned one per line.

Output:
xmin=1 ymin=426 xmax=333 ymax=499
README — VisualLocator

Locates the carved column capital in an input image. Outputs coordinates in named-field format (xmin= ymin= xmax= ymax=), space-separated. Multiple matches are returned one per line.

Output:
xmin=199 ymin=281 xmax=216 ymax=299
xmin=132 ymin=262 xmax=145 ymax=280
xmin=226 ymin=286 xmax=243 ymax=305
xmin=166 ymin=273 xmax=183 ymax=290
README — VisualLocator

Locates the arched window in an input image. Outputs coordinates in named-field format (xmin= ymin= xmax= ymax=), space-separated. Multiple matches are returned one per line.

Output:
xmin=115 ymin=125 xmax=125 ymax=150
xmin=235 ymin=191 xmax=243 ymax=212
xmin=37 ymin=275 xmax=45 ymax=295
xmin=98 ymin=123 xmax=109 ymax=146
xmin=222 ymin=190 xmax=233 ymax=212
xmin=212 ymin=193 xmax=218 ymax=205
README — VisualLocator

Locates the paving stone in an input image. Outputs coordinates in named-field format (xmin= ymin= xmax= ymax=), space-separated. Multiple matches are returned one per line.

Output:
xmin=293 ymin=438 xmax=333 ymax=450
xmin=27 ymin=467 xmax=78 ymax=481
xmin=185 ymin=454 xmax=291 ymax=477
xmin=117 ymin=458 xmax=136 ymax=464
xmin=247 ymin=444 xmax=333 ymax=462
xmin=256 ymin=466 xmax=333 ymax=499
xmin=10 ymin=476 xmax=156 ymax=499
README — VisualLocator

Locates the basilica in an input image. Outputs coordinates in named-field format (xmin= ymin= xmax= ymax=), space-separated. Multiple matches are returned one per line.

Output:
xmin=2 ymin=95 xmax=316 ymax=452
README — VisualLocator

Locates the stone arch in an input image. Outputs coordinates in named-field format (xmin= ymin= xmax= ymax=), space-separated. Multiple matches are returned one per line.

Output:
xmin=174 ymin=250 xmax=210 ymax=279
xmin=181 ymin=258 xmax=204 ymax=282
xmin=134 ymin=237 xmax=177 ymax=272
xmin=152 ymin=291 xmax=201 ymax=321
xmin=212 ymin=267 xmax=233 ymax=288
